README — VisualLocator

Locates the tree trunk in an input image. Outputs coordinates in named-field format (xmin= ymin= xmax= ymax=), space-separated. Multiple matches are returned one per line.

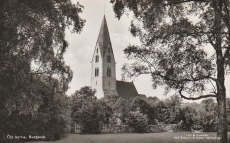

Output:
xmin=214 ymin=0 xmax=227 ymax=142
xmin=216 ymin=77 xmax=227 ymax=143
xmin=216 ymin=46 xmax=227 ymax=143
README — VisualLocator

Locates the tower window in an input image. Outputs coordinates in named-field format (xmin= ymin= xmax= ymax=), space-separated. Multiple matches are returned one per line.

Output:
xmin=107 ymin=67 xmax=111 ymax=77
xmin=95 ymin=55 xmax=99 ymax=63
xmin=95 ymin=67 xmax=99 ymax=77
xmin=97 ymin=48 xmax=98 ymax=53
xmin=107 ymin=55 xmax=111 ymax=63
xmin=108 ymin=48 xmax=110 ymax=53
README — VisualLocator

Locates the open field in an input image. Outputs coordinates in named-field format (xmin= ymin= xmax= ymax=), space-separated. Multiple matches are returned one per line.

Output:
xmin=26 ymin=132 xmax=230 ymax=143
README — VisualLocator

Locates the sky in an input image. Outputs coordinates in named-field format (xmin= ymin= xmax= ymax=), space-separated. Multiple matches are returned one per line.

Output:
xmin=64 ymin=0 xmax=230 ymax=100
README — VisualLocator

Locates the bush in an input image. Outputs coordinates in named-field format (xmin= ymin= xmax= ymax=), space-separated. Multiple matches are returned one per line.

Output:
xmin=71 ymin=86 xmax=101 ymax=134
xmin=149 ymin=124 xmax=167 ymax=132
xmin=80 ymin=107 xmax=101 ymax=134
xmin=125 ymin=109 xmax=149 ymax=133
xmin=101 ymin=124 xmax=132 ymax=133
xmin=0 ymin=77 xmax=72 ymax=141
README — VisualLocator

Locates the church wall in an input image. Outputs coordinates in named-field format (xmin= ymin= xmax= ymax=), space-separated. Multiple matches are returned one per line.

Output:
xmin=102 ymin=45 xmax=117 ymax=95
xmin=90 ymin=46 xmax=104 ymax=98
xmin=102 ymin=61 xmax=116 ymax=90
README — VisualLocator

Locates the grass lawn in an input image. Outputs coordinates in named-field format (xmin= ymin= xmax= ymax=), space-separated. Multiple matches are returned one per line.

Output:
xmin=27 ymin=132 xmax=230 ymax=143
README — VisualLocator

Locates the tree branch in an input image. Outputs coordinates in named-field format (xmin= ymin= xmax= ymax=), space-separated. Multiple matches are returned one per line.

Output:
xmin=179 ymin=88 xmax=217 ymax=100
xmin=132 ymin=49 xmax=217 ymax=83
xmin=166 ymin=0 xmax=211 ymax=6
xmin=153 ymin=71 xmax=217 ymax=83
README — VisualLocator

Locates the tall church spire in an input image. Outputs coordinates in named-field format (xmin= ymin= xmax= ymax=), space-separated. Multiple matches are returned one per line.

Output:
xmin=90 ymin=15 xmax=141 ymax=99
xmin=91 ymin=15 xmax=118 ymax=98
xmin=97 ymin=15 xmax=111 ymax=58
xmin=97 ymin=15 xmax=111 ymax=43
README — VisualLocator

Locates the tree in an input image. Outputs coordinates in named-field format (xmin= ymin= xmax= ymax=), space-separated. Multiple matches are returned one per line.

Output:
xmin=111 ymin=0 xmax=229 ymax=142
xmin=200 ymin=98 xmax=218 ymax=131
xmin=70 ymin=86 xmax=100 ymax=133
xmin=30 ymin=75 xmax=72 ymax=140
xmin=155 ymin=100 xmax=169 ymax=123
xmin=180 ymin=99 xmax=218 ymax=132
xmin=103 ymin=95 xmax=131 ymax=125
xmin=97 ymin=99 xmax=113 ymax=125
xmin=125 ymin=109 xmax=149 ymax=133
xmin=148 ymin=96 xmax=161 ymax=107
xmin=2 ymin=75 xmax=72 ymax=141
xmin=0 ymin=0 xmax=85 ymax=140
xmin=131 ymin=97 xmax=156 ymax=125
xmin=0 ymin=0 xmax=85 ymax=113
xmin=180 ymin=106 xmax=198 ymax=131
xmin=163 ymin=95 xmax=182 ymax=124
xmin=147 ymin=97 xmax=161 ymax=125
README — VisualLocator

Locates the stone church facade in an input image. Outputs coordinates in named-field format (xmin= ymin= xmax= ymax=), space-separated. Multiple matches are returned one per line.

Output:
xmin=91 ymin=15 xmax=144 ymax=99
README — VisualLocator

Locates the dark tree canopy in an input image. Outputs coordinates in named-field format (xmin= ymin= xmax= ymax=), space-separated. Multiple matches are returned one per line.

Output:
xmin=0 ymin=0 xmax=85 ymax=141
xmin=110 ymin=0 xmax=229 ymax=142
xmin=0 ymin=0 xmax=85 ymax=114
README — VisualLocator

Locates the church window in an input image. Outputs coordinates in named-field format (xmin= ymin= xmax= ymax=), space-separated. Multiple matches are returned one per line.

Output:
xmin=95 ymin=68 xmax=99 ymax=77
xmin=97 ymin=48 xmax=98 ymax=53
xmin=95 ymin=55 xmax=99 ymax=63
xmin=108 ymin=48 xmax=110 ymax=53
xmin=107 ymin=67 xmax=111 ymax=77
xmin=107 ymin=55 xmax=111 ymax=63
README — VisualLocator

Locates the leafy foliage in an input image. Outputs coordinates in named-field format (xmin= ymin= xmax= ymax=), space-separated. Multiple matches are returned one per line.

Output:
xmin=130 ymin=97 xmax=156 ymax=125
xmin=1 ymin=75 xmax=72 ymax=141
xmin=70 ymin=86 xmax=100 ymax=134
xmin=0 ymin=0 xmax=85 ymax=113
xmin=32 ymin=76 xmax=72 ymax=140
xmin=104 ymin=95 xmax=131 ymax=125
xmin=199 ymin=99 xmax=218 ymax=131
xmin=0 ymin=0 xmax=85 ymax=141
xmin=109 ymin=0 xmax=229 ymax=97
xmin=125 ymin=109 xmax=149 ymax=133
xmin=180 ymin=99 xmax=218 ymax=132
xmin=163 ymin=95 xmax=182 ymax=124
xmin=110 ymin=0 xmax=230 ymax=142
xmin=70 ymin=87 xmax=222 ymax=134
xmin=97 ymin=99 xmax=113 ymax=125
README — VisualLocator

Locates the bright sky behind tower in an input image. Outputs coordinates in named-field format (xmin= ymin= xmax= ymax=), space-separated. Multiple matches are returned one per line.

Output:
xmin=64 ymin=0 xmax=230 ymax=100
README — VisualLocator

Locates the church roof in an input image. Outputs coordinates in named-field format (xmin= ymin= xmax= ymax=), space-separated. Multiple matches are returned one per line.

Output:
xmin=116 ymin=80 xmax=139 ymax=99
xmin=97 ymin=15 xmax=112 ymax=58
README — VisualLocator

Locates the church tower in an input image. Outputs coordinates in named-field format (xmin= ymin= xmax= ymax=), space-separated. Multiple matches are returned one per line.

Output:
xmin=91 ymin=15 xmax=118 ymax=98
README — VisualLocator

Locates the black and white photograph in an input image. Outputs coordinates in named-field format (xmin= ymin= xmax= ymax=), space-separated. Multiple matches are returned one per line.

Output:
xmin=1 ymin=0 xmax=230 ymax=143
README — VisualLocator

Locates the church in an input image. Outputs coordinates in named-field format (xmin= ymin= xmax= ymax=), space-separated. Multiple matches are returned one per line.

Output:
xmin=90 ymin=15 xmax=144 ymax=99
